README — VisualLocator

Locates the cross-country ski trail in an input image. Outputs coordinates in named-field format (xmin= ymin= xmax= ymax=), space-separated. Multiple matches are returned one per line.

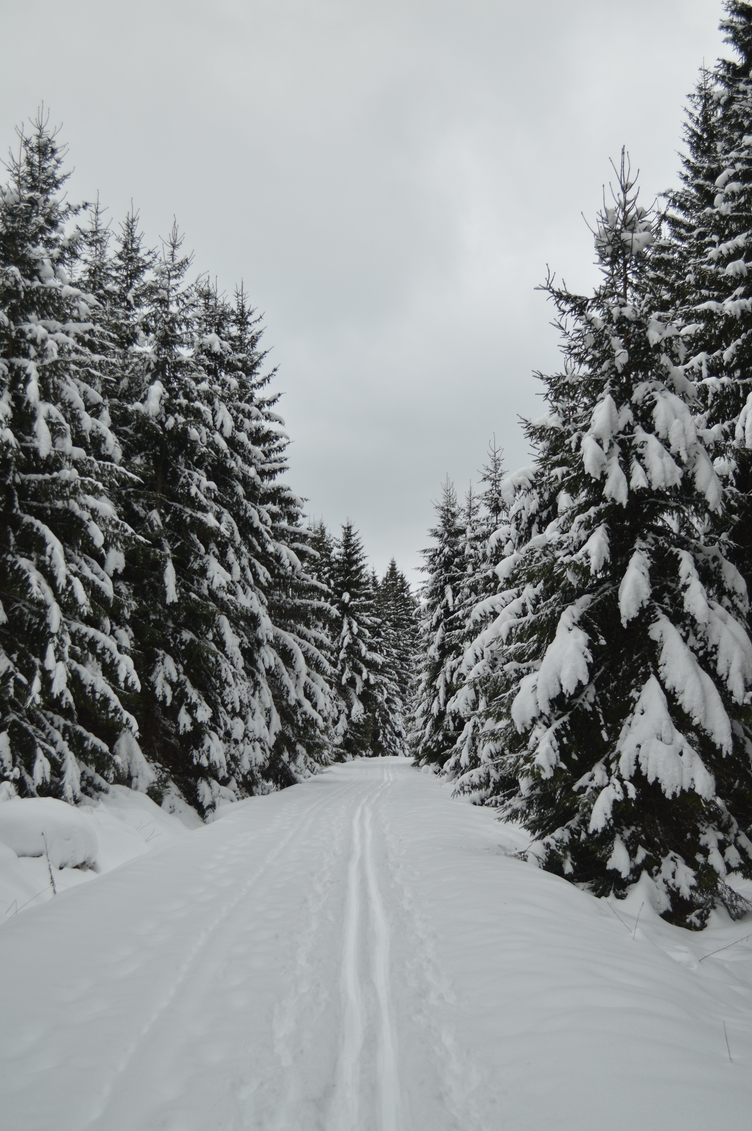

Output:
xmin=1 ymin=758 xmax=752 ymax=1131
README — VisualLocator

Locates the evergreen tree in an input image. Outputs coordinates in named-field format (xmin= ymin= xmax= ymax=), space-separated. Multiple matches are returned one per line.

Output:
xmin=109 ymin=248 xmax=335 ymax=810
xmin=463 ymin=158 xmax=752 ymax=927
xmin=106 ymin=221 xmax=225 ymax=808
xmin=0 ymin=114 xmax=139 ymax=800
xmin=438 ymin=485 xmax=480 ymax=778
xmin=328 ymin=521 xmax=384 ymax=758
xmin=412 ymin=479 xmax=467 ymax=768
xmin=479 ymin=436 xmax=506 ymax=535
xmin=666 ymin=3 xmax=752 ymax=599
xmin=193 ymin=281 xmax=333 ymax=789
xmin=374 ymin=559 xmax=418 ymax=757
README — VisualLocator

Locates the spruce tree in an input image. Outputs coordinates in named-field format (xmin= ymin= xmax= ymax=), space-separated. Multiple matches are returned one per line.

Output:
xmin=479 ymin=437 xmax=506 ymax=535
xmin=110 ymin=250 xmax=335 ymax=810
xmin=328 ymin=521 xmax=384 ymax=758
xmin=374 ymin=559 xmax=418 ymax=757
xmin=666 ymin=3 xmax=752 ymax=599
xmin=466 ymin=158 xmax=752 ymax=927
xmin=412 ymin=479 xmax=467 ymax=768
xmin=193 ymin=281 xmax=333 ymax=789
xmin=443 ymin=482 xmax=496 ymax=780
xmin=0 ymin=114 xmax=138 ymax=799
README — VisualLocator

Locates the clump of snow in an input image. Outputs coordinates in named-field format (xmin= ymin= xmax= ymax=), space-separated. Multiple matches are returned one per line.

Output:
xmin=579 ymin=524 xmax=610 ymax=573
xmin=142 ymin=379 xmax=165 ymax=418
xmin=650 ymin=615 xmax=732 ymax=752
xmin=113 ymin=730 xmax=157 ymax=792
xmin=616 ymin=676 xmax=715 ymax=802
xmin=618 ymin=549 xmax=651 ymax=625
xmin=0 ymin=797 xmax=97 ymax=869
xmin=512 ymin=600 xmax=592 ymax=728
xmin=164 ymin=557 xmax=178 ymax=604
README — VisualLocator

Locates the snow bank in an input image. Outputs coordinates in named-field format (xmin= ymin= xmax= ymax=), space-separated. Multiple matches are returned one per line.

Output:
xmin=0 ymin=797 xmax=98 ymax=869
xmin=0 ymin=786 xmax=198 ymax=921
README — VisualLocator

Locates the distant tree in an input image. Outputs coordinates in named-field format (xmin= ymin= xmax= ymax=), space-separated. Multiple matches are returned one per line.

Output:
xmin=374 ymin=559 xmax=418 ymax=756
xmin=479 ymin=436 xmax=506 ymax=533
xmin=328 ymin=521 xmax=385 ymax=758
xmin=412 ymin=479 xmax=467 ymax=768
xmin=443 ymin=483 xmax=494 ymax=781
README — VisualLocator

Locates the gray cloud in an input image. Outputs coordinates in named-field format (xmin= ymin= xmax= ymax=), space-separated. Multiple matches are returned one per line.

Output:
xmin=1 ymin=0 xmax=724 ymax=578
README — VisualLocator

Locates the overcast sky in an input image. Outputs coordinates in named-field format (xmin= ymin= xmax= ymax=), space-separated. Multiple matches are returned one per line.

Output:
xmin=1 ymin=0 xmax=727 ymax=580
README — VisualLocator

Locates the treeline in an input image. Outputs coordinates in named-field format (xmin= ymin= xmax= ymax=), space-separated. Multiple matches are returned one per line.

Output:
xmin=0 ymin=115 xmax=416 ymax=815
xmin=411 ymin=0 xmax=752 ymax=928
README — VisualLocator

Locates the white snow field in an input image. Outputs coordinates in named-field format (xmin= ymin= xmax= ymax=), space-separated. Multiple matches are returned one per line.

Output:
xmin=1 ymin=758 xmax=751 ymax=1131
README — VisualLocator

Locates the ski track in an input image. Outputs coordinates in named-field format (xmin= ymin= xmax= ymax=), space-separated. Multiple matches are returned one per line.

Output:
xmin=4 ymin=758 xmax=752 ymax=1131
xmin=363 ymin=773 xmax=400 ymax=1131
xmin=1 ymin=761 xmax=488 ymax=1131
xmin=328 ymin=767 xmax=399 ymax=1131
xmin=85 ymin=774 xmax=358 ymax=1131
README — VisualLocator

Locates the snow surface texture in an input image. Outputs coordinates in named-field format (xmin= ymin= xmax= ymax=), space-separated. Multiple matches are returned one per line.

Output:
xmin=1 ymin=759 xmax=751 ymax=1131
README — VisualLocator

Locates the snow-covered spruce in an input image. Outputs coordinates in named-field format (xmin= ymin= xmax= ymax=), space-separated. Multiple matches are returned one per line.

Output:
xmin=457 ymin=157 xmax=752 ymax=928
xmin=374 ymin=559 xmax=419 ymax=758
xmin=194 ymin=282 xmax=334 ymax=787
xmin=411 ymin=479 xmax=467 ymax=768
xmin=664 ymin=1 xmax=752 ymax=600
xmin=443 ymin=445 xmax=514 ymax=780
xmin=105 ymin=240 xmax=333 ymax=811
xmin=439 ymin=484 xmax=488 ymax=778
xmin=325 ymin=521 xmax=392 ymax=759
xmin=0 ymin=114 xmax=139 ymax=800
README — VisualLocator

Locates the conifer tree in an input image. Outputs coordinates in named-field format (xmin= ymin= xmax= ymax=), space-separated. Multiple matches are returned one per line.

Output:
xmin=374 ymin=559 xmax=418 ymax=757
xmin=666 ymin=3 xmax=752 ymax=598
xmin=442 ymin=482 xmax=501 ymax=780
xmin=193 ymin=281 xmax=333 ymax=788
xmin=479 ymin=437 xmax=506 ymax=535
xmin=328 ymin=521 xmax=384 ymax=758
xmin=412 ymin=479 xmax=467 ymax=768
xmin=0 ymin=114 xmax=139 ymax=799
xmin=464 ymin=158 xmax=752 ymax=927
xmin=105 ymin=222 xmax=225 ymax=807
xmin=109 ymin=251 xmax=335 ymax=810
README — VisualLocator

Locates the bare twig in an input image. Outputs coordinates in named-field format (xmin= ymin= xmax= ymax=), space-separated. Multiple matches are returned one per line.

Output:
xmin=632 ymin=902 xmax=645 ymax=940
xmin=606 ymin=901 xmax=632 ymax=934
xmin=41 ymin=832 xmax=57 ymax=896
xmin=6 ymin=886 xmax=54 ymax=918
xmin=698 ymin=930 xmax=752 ymax=963
xmin=723 ymin=1021 xmax=732 ymax=1064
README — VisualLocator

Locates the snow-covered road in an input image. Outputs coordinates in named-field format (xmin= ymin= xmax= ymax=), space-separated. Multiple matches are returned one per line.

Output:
xmin=2 ymin=758 xmax=752 ymax=1131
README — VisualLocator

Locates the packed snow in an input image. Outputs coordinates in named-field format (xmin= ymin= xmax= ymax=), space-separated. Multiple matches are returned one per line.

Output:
xmin=1 ymin=759 xmax=751 ymax=1131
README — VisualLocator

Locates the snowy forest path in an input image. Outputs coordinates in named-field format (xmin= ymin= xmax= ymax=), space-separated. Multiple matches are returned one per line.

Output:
xmin=0 ymin=760 xmax=483 ymax=1131
xmin=3 ymin=758 xmax=752 ymax=1131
